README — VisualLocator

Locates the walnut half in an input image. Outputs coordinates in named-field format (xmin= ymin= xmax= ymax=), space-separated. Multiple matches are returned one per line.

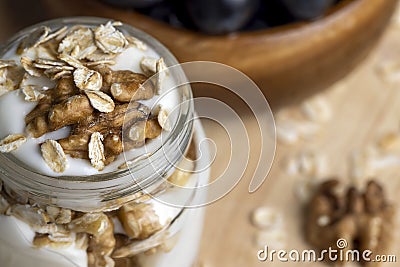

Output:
xmin=305 ymin=179 xmax=395 ymax=266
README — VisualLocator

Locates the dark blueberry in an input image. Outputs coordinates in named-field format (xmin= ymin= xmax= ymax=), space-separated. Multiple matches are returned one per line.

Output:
xmin=262 ymin=0 xmax=295 ymax=27
xmin=141 ymin=2 xmax=187 ymax=28
xmin=101 ymin=0 xmax=164 ymax=9
xmin=167 ymin=0 xmax=197 ymax=29
xmin=180 ymin=0 xmax=261 ymax=35
xmin=140 ymin=2 xmax=172 ymax=21
xmin=243 ymin=18 xmax=270 ymax=31
xmin=281 ymin=0 xmax=335 ymax=20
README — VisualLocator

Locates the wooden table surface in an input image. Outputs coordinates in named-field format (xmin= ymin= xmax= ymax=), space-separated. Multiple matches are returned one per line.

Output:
xmin=1 ymin=1 xmax=400 ymax=266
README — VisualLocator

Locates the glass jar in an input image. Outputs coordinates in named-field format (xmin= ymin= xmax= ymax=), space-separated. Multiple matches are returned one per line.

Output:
xmin=0 ymin=17 xmax=210 ymax=267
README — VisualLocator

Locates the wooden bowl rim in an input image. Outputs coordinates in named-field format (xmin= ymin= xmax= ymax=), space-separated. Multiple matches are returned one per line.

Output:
xmin=96 ymin=0 xmax=365 ymax=40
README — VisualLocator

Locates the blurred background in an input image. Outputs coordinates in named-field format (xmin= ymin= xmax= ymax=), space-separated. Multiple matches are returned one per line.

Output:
xmin=2 ymin=0 xmax=400 ymax=266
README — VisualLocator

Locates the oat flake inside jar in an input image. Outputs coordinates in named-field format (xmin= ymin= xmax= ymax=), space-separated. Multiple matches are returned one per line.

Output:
xmin=0 ymin=17 xmax=210 ymax=267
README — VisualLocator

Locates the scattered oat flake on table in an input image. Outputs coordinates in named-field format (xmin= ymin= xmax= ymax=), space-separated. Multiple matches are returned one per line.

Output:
xmin=293 ymin=121 xmax=321 ymax=140
xmin=250 ymin=206 xmax=283 ymax=230
xmin=301 ymin=95 xmax=332 ymax=122
xmin=40 ymin=140 xmax=68 ymax=173
xmin=0 ymin=134 xmax=27 ymax=153
xmin=275 ymin=119 xmax=301 ymax=145
xmin=284 ymin=151 xmax=327 ymax=177
xmin=275 ymin=117 xmax=320 ymax=145
xmin=370 ymin=154 xmax=400 ymax=171
xmin=88 ymin=132 xmax=105 ymax=171
xmin=375 ymin=60 xmax=400 ymax=84
xmin=253 ymin=229 xmax=286 ymax=249
xmin=377 ymin=132 xmax=400 ymax=152
xmin=85 ymin=90 xmax=115 ymax=113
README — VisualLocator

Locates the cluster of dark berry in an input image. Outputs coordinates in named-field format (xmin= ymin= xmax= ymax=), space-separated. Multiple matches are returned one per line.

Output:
xmin=102 ymin=0 xmax=341 ymax=35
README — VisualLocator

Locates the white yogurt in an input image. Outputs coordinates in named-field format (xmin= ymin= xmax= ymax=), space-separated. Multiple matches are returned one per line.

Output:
xmin=0 ymin=216 xmax=87 ymax=267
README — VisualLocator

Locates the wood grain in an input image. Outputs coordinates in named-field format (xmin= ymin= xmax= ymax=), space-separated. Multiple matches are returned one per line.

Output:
xmin=198 ymin=15 xmax=400 ymax=267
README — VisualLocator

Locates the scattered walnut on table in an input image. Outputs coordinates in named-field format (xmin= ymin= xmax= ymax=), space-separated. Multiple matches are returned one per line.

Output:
xmin=305 ymin=179 xmax=395 ymax=266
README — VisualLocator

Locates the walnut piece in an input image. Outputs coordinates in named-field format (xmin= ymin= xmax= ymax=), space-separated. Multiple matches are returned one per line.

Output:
xmin=110 ymin=71 xmax=150 ymax=102
xmin=118 ymin=203 xmax=162 ymax=240
xmin=48 ymin=94 xmax=94 ymax=131
xmin=69 ymin=213 xmax=116 ymax=267
xmin=305 ymin=179 xmax=395 ymax=266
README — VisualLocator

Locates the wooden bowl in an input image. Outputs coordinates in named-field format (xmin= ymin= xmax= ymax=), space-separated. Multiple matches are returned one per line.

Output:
xmin=41 ymin=0 xmax=397 ymax=108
